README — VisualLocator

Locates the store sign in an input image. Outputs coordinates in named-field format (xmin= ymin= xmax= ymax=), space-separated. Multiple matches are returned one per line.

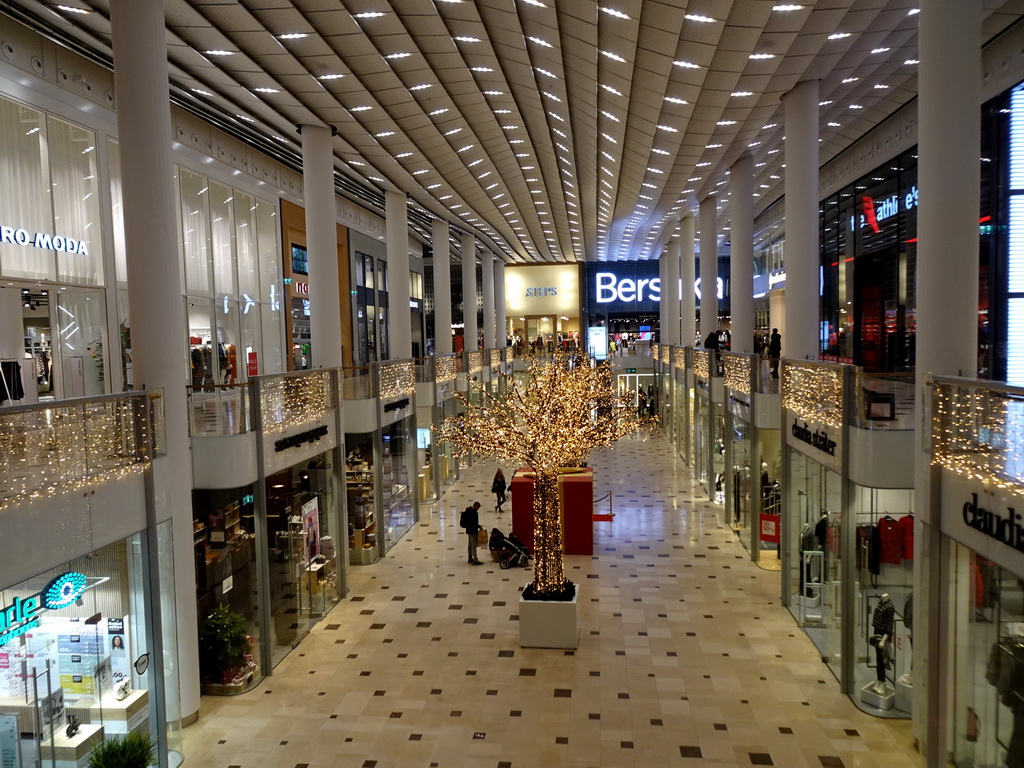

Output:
xmin=274 ymin=424 xmax=328 ymax=453
xmin=962 ymin=493 xmax=1024 ymax=553
xmin=525 ymin=286 xmax=558 ymax=297
xmin=0 ymin=572 xmax=88 ymax=647
xmin=759 ymin=514 xmax=780 ymax=543
xmin=850 ymin=186 xmax=919 ymax=233
xmin=791 ymin=419 xmax=837 ymax=457
xmin=504 ymin=264 xmax=579 ymax=316
xmin=383 ymin=397 xmax=410 ymax=413
xmin=247 ymin=352 xmax=258 ymax=377
xmin=585 ymin=261 xmax=730 ymax=314
xmin=293 ymin=281 xmax=309 ymax=296
xmin=0 ymin=226 xmax=89 ymax=255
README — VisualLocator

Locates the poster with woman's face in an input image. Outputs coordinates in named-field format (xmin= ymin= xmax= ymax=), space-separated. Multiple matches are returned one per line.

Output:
xmin=301 ymin=497 xmax=320 ymax=565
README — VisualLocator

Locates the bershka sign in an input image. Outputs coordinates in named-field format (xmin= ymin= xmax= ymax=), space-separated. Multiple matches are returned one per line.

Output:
xmin=791 ymin=420 xmax=836 ymax=456
xmin=0 ymin=226 xmax=89 ymax=255
xmin=962 ymin=493 xmax=1024 ymax=553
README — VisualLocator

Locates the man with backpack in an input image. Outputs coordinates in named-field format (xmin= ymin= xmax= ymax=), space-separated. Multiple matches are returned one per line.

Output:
xmin=460 ymin=501 xmax=483 ymax=565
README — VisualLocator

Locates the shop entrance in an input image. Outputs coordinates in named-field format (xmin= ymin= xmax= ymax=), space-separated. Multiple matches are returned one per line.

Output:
xmin=0 ymin=280 xmax=106 ymax=404
xmin=616 ymin=372 xmax=655 ymax=410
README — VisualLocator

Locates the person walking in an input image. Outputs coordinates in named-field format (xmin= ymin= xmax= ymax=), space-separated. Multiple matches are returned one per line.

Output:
xmin=460 ymin=501 xmax=483 ymax=564
xmin=491 ymin=469 xmax=507 ymax=514
xmin=769 ymin=328 xmax=782 ymax=378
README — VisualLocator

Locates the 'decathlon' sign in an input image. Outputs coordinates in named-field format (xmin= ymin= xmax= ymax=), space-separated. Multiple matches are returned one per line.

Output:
xmin=0 ymin=572 xmax=89 ymax=647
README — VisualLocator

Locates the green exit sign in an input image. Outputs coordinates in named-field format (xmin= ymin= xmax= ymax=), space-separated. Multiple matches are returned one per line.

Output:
xmin=242 ymin=494 xmax=255 ymax=505
xmin=625 ymin=368 xmax=636 ymax=374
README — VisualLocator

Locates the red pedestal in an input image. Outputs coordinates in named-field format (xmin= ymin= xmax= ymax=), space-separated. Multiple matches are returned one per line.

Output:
xmin=510 ymin=468 xmax=594 ymax=556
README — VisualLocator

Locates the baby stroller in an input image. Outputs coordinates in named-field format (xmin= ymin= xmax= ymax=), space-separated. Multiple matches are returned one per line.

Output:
xmin=489 ymin=528 xmax=531 ymax=569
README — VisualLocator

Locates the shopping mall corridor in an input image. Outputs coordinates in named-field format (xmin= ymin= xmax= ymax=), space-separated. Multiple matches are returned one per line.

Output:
xmin=181 ymin=432 xmax=918 ymax=768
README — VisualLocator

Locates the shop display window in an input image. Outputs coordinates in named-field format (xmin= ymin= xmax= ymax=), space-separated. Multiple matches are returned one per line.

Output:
xmin=849 ymin=486 xmax=914 ymax=717
xmin=755 ymin=430 xmax=783 ymax=569
xmin=193 ymin=486 xmax=262 ymax=694
xmin=346 ymin=433 xmax=379 ymax=564
xmin=0 ymin=535 xmax=167 ymax=767
xmin=264 ymin=452 xmax=339 ymax=667
xmin=951 ymin=545 xmax=1024 ymax=767
xmin=787 ymin=449 xmax=843 ymax=677
xmin=382 ymin=416 xmax=416 ymax=551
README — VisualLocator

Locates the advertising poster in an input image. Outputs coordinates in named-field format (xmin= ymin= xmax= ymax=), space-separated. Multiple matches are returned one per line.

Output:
xmin=302 ymin=498 xmax=320 ymax=566
xmin=108 ymin=617 xmax=131 ymax=687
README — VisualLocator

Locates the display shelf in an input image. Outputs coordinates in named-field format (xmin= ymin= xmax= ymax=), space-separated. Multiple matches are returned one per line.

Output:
xmin=39 ymin=723 xmax=104 ymax=768
xmin=70 ymin=689 xmax=149 ymax=734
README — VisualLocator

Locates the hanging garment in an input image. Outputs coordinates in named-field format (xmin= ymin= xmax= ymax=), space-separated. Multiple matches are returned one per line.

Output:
xmin=0 ymin=361 xmax=24 ymax=403
xmin=869 ymin=525 xmax=882 ymax=575
xmin=878 ymin=517 xmax=902 ymax=565
xmin=898 ymin=514 xmax=914 ymax=560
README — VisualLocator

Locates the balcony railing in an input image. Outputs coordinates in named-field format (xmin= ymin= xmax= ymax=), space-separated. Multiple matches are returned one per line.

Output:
xmin=0 ymin=392 xmax=156 ymax=514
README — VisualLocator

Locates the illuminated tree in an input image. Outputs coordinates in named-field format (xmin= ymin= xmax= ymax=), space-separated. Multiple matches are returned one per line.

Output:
xmin=437 ymin=355 xmax=650 ymax=598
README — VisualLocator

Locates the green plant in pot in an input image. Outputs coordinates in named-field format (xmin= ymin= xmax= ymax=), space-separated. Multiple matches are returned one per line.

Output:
xmin=87 ymin=731 xmax=155 ymax=768
xmin=437 ymin=354 xmax=648 ymax=600
xmin=198 ymin=604 xmax=249 ymax=684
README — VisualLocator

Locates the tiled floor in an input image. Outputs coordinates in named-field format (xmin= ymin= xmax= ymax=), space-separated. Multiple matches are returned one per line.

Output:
xmin=182 ymin=431 xmax=920 ymax=768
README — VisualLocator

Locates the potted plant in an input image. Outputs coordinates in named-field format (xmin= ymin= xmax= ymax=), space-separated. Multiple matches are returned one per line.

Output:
xmin=438 ymin=354 xmax=647 ymax=648
xmin=87 ymin=731 xmax=154 ymax=768
xmin=198 ymin=604 xmax=250 ymax=687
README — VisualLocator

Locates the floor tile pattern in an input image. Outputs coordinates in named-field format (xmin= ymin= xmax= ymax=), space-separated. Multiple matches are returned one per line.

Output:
xmin=182 ymin=432 xmax=920 ymax=767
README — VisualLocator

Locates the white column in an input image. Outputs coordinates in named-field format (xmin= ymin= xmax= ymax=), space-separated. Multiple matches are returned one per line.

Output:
xmin=109 ymin=0 xmax=199 ymax=723
xmin=680 ymin=215 xmax=696 ymax=347
xmin=730 ymin=153 xmax=754 ymax=354
xmin=481 ymin=251 xmax=495 ymax=348
xmin=665 ymin=236 xmax=681 ymax=346
xmin=432 ymin=219 xmax=452 ymax=355
xmin=461 ymin=233 xmax=478 ymax=350
xmin=916 ymin=2 xmax=981 ymax=764
xmin=699 ymin=197 xmax=718 ymax=343
xmin=494 ymin=258 xmax=507 ymax=346
xmin=782 ymin=79 xmax=820 ymax=361
xmin=299 ymin=124 xmax=343 ymax=369
xmin=386 ymin=190 xmax=412 ymax=360
xmin=659 ymin=246 xmax=670 ymax=345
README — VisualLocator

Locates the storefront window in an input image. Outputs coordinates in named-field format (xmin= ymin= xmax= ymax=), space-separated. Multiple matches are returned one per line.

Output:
xmin=381 ymin=416 xmax=416 ymax=550
xmin=0 ymin=535 xmax=165 ymax=767
xmin=346 ymin=432 xmax=378 ymax=564
xmin=952 ymin=545 xmax=1024 ymax=767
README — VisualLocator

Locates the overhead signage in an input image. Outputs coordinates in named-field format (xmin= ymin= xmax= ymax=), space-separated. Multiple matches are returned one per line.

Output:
xmin=0 ymin=572 xmax=88 ymax=647
xmin=504 ymin=264 xmax=579 ymax=316
xmin=584 ymin=261 xmax=730 ymax=314
xmin=851 ymin=186 xmax=919 ymax=233
xmin=791 ymin=419 xmax=837 ymax=457
xmin=0 ymin=226 xmax=89 ymax=256
xmin=962 ymin=493 xmax=1024 ymax=553
xmin=274 ymin=424 xmax=329 ymax=453
xmin=525 ymin=287 xmax=558 ymax=297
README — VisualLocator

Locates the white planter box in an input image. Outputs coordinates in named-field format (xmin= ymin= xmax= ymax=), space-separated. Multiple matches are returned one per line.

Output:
xmin=519 ymin=591 xmax=579 ymax=649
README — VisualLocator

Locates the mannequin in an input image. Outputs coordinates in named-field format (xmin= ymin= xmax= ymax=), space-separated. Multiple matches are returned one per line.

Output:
xmin=870 ymin=593 xmax=895 ymax=694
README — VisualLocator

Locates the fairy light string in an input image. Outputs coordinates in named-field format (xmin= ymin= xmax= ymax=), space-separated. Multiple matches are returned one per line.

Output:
xmin=436 ymin=354 xmax=652 ymax=596
xmin=782 ymin=362 xmax=844 ymax=430
xmin=723 ymin=354 xmax=751 ymax=396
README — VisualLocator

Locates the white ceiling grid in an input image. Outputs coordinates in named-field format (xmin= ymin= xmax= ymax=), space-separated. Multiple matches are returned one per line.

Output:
xmin=5 ymin=0 xmax=1024 ymax=262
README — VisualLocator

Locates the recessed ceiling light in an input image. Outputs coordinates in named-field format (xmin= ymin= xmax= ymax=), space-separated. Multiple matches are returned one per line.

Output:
xmin=483 ymin=90 xmax=505 ymax=95
xmin=318 ymin=74 xmax=344 ymax=80
xmin=502 ymin=125 xmax=519 ymax=130
xmin=444 ymin=127 xmax=462 ymax=135
xmin=873 ymin=84 xmax=890 ymax=89
xmin=871 ymin=47 xmax=891 ymax=54
xmin=601 ymin=50 xmax=627 ymax=62
xmin=657 ymin=124 xmax=679 ymax=132
xmin=731 ymin=91 xmax=754 ymax=97
xmin=253 ymin=87 xmax=279 ymax=93
xmin=350 ymin=106 xmax=372 ymax=111
xmin=763 ymin=123 xmax=778 ymax=129
xmin=905 ymin=59 xmax=919 ymax=65
xmin=375 ymin=131 xmax=395 ymax=137
xmin=543 ymin=92 xmax=562 ymax=102
xmin=600 ymin=111 xmax=620 ymax=122
xmin=907 ymin=8 xmax=920 ymax=14
xmin=749 ymin=53 xmax=775 ymax=59
xmin=648 ymin=167 xmax=664 ymax=173
xmin=599 ymin=7 xmax=630 ymax=18
xmin=717 ymin=120 xmax=737 ymax=126
xmin=600 ymin=84 xmax=623 ymax=96
xmin=409 ymin=84 xmax=433 ymax=90
xmin=828 ymin=32 xmax=851 ymax=39
xmin=696 ymin=162 xmax=711 ymax=167
xmin=191 ymin=88 xmax=212 ymax=96
xmin=412 ymin=169 xmax=429 ymax=175
xmin=454 ymin=36 xmax=481 ymax=42
xmin=205 ymin=50 xmax=235 ymax=56
xmin=685 ymin=14 xmax=717 ymax=22
xmin=529 ymin=36 xmax=554 ymax=48
xmin=57 ymin=5 xmax=90 ymax=13
xmin=819 ymin=100 xmax=833 ymax=106
xmin=849 ymin=104 xmax=863 ymax=110
xmin=471 ymin=66 xmax=494 ymax=72
xmin=706 ymin=143 xmax=723 ymax=148
xmin=652 ymin=148 xmax=670 ymax=155
xmin=395 ymin=152 xmax=413 ymax=158
xmin=237 ymin=114 xmax=255 ymax=123
xmin=601 ymin=133 xmax=618 ymax=143
xmin=828 ymin=122 xmax=841 ymax=127
xmin=457 ymin=144 xmax=475 ymax=152
xmin=773 ymin=4 xmax=804 ymax=10
xmin=665 ymin=96 xmax=688 ymax=105
xmin=842 ymin=77 xmax=859 ymax=84
xmin=386 ymin=52 xmax=413 ymax=59
xmin=429 ymin=108 xmax=449 ymax=116
xmin=353 ymin=11 xmax=385 ymax=17
xmin=278 ymin=33 xmax=309 ymax=40
xmin=349 ymin=160 xmax=364 ymax=166
xmin=535 ymin=68 xmax=557 ymax=78
xmin=673 ymin=60 xmax=700 ymax=69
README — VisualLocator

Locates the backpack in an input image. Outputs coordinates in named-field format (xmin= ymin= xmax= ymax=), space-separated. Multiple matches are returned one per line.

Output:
xmin=459 ymin=509 xmax=469 ymax=529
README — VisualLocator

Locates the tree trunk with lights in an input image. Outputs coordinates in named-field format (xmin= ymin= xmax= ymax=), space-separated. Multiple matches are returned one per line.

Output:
xmin=532 ymin=470 xmax=565 ymax=595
